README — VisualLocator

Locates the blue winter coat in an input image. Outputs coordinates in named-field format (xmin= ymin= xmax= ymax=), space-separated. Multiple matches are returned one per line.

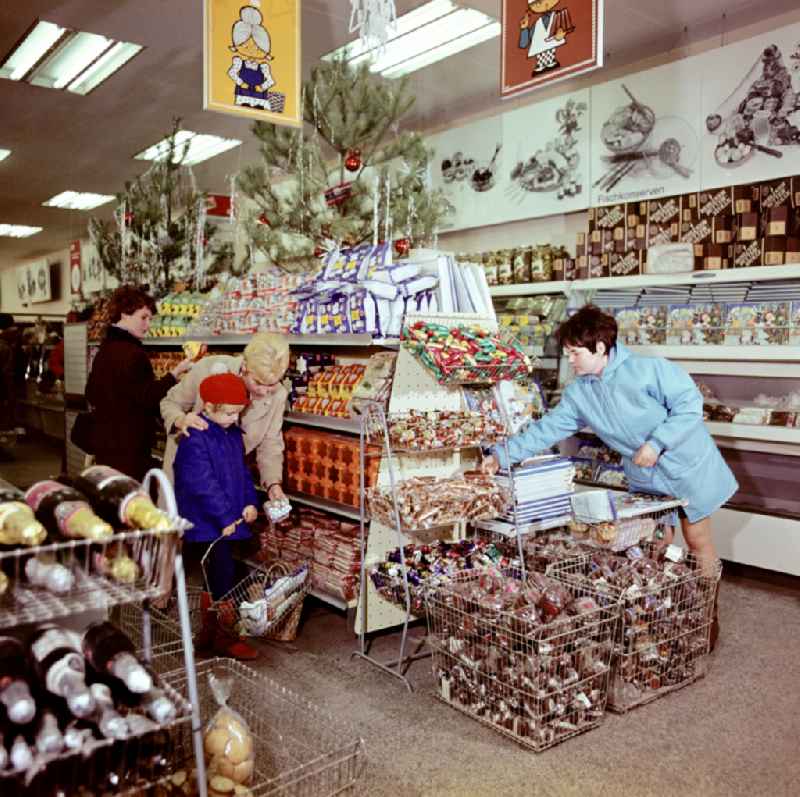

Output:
xmin=495 ymin=342 xmax=738 ymax=523
xmin=174 ymin=416 xmax=259 ymax=543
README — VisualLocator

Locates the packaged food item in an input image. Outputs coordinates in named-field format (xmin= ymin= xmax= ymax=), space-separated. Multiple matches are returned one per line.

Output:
xmin=204 ymin=670 xmax=255 ymax=786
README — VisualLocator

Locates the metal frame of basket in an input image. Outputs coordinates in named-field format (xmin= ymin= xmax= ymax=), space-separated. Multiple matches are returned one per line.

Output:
xmin=546 ymin=543 xmax=721 ymax=713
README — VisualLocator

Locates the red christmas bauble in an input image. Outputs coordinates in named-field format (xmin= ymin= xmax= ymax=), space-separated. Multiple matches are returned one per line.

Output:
xmin=124 ymin=211 xmax=134 ymax=224
xmin=258 ymin=212 xmax=269 ymax=226
xmin=394 ymin=238 xmax=411 ymax=257
xmin=314 ymin=245 xmax=325 ymax=258
xmin=344 ymin=149 xmax=362 ymax=172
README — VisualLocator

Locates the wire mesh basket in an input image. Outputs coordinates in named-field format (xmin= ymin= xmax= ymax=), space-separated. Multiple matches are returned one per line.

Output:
xmin=161 ymin=658 xmax=367 ymax=797
xmin=202 ymin=541 xmax=309 ymax=642
xmin=546 ymin=543 xmax=721 ymax=713
xmin=425 ymin=568 xmax=618 ymax=751
xmin=0 ymin=671 xmax=192 ymax=796
xmin=0 ymin=528 xmax=180 ymax=627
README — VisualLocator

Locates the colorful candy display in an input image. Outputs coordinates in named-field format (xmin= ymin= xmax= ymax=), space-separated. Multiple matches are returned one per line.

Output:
xmin=402 ymin=322 xmax=532 ymax=385
xmin=368 ymin=410 xmax=505 ymax=451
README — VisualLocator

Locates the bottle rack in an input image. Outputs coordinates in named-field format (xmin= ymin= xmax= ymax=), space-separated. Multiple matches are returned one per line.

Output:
xmin=351 ymin=312 xmax=530 ymax=691
xmin=0 ymin=470 xmax=209 ymax=797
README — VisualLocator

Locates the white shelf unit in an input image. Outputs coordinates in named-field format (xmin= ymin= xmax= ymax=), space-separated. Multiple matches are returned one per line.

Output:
xmin=286 ymin=491 xmax=361 ymax=522
xmin=628 ymin=345 xmax=800 ymax=362
xmin=705 ymin=422 xmax=800 ymax=445
xmin=284 ymin=411 xmax=361 ymax=434
xmin=143 ymin=333 xmax=400 ymax=348
xmin=489 ymin=264 xmax=800 ymax=297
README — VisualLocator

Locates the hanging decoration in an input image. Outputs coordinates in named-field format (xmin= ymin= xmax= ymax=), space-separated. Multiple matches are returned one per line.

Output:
xmin=203 ymin=0 xmax=302 ymax=127
xmin=344 ymin=148 xmax=362 ymax=172
xmin=394 ymin=237 xmax=410 ymax=257
xmin=349 ymin=0 xmax=397 ymax=53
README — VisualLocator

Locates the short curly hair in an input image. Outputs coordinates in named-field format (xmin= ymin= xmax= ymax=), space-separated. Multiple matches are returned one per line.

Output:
xmin=107 ymin=285 xmax=157 ymax=325
xmin=243 ymin=332 xmax=290 ymax=384
xmin=557 ymin=305 xmax=618 ymax=354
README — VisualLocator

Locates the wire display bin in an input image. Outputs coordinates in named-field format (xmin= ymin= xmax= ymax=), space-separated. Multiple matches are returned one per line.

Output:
xmin=425 ymin=568 xmax=618 ymax=751
xmin=161 ymin=658 xmax=367 ymax=797
xmin=547 ymin=543 xmax=721 ymax=713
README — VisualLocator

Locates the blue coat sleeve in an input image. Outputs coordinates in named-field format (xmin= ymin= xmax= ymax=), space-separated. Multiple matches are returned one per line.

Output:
xmin=238 ymin=435 xmax=259 ymax=509
xmin=643 ymin=358 xmax=704 ymax=455
xmin=494 ymin=389 xmax=584 ymax=468
xmin=174 ymin=431 xmax=241 ymax=530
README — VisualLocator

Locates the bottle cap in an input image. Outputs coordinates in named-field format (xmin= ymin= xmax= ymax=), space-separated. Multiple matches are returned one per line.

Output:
xmin=99 ymin=710 xmax=129 ymax=740
xmin=125 ymin=495 xmax=172 ymax=531
xmin=109 ymin=555 xmax=139 ymax=584
xmin=44 ymin=563 xmax=76 ymax=595
xmin=66 ymin=686 xmax=96 ymax=719
xmin=147 ymin=692 xmax=177 ymax=724
xmin=2 ymin=681 xmax=37 ymax=724
xmin=10 ymin=736 xmax=33 ymax=771
xmin=112 ymin=653 xmax=153 ymax=694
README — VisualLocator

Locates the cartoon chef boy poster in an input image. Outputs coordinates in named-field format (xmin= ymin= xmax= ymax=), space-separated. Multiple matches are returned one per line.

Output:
xmin=502 ymin=0 xmax=604 ymax=98
xmin=204 ymin=0 xmax=301 ymax=127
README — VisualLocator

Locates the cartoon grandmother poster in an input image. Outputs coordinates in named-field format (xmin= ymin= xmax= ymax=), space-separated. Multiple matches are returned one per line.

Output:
xmin=501 ymin=0 xmax=604 ymax=98
xmin=204 ymin=0 xmax=301 ymax=126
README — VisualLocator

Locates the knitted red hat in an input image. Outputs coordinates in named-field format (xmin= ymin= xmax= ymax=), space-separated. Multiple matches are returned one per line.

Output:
xmin=199 ymin=372 xmax=250 ymax=406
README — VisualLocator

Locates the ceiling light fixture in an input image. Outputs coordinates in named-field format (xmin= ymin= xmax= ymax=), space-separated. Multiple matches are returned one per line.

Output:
xmin=0 ymin=18 xmax=142 ymax=93
xmin=134 ymin=130 xmax=241 ymax=166
xmin=322 ymin=0 xmax=499 ymax=78
xmin=67 ymin=41 xmax=142 ymax=95
xmin=0 ymin=149 xmax=11 ymax=162
xmin=43 ymin=191 xmax=115 ymax=210
xmin=0 ymin=224 xmax=42 ymax=238
xmin=29 ymin=31 xmax=113 ymax=90
xmin=0 ymin=20 xmax=66 ymax=81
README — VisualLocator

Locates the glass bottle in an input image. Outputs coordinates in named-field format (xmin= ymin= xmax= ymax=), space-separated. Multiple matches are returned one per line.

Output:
xmin=76 ymin=466 xmax=171 ymax=531
xmin=82 ymin=622 xmax=152 ymax=694
xmin=24 ymin=480 xmax=113 ymax=542
xmin=0 ymin=485 xmax=47 ymax=546
xmin=0 ymin=636 xmax=37 ymax=725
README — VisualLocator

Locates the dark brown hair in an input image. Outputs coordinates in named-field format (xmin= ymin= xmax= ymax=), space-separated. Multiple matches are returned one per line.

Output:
xmin=107 ymin=285 xmax=157 ymax=325
xmin=556 ymin=304 xmax=617 ymax=354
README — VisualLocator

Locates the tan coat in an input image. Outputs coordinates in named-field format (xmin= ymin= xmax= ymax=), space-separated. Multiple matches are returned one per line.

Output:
xmin=159 ymin=354 xmax=287 ymax=490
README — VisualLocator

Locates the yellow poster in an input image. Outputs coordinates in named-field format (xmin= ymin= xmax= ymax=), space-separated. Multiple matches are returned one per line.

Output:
xmin=204 ymin=0 xmax=301 ymax=127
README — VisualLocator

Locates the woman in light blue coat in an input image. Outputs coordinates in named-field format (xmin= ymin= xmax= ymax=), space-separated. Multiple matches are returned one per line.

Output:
xmin=485 ymin=305 xmax=738 ymax=568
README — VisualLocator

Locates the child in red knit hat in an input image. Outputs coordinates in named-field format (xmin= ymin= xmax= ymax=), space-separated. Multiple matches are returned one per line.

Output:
xmin=173 ymin=372 xmax=260 ymax=660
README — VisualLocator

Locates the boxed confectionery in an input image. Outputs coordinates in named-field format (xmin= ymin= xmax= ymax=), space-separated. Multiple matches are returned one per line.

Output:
xmin=615 ymin=306 xmax=668 ymax=345
xmin=608 ymin=249 xmax=641 ymax=277
xmin=283 ymin=426 xmax=380 ymax=508
xmin=646 ymin=196 xmax=681 ymax=248
xmin=724 ymin=302 xmax=791 ymax=345
xmin=737 ymin=212 xmax=760 ymax=242
xmin=733 ymin=184 xmax=760 ymax=215
xmin=666 ymin=304 xmax=726 ymax=345
xmin=704 ymin=243 xmax=732 ymax=270
xmin=732 ymin=239 xmax=763 ymax=269
xmin=588 ymin=254 xmax=607 ymax=279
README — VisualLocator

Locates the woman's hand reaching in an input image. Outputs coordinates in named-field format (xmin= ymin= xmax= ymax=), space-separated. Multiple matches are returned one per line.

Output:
xmin=632 ymin=442 xmax=659 ymax=467
xmin=481 ymin=455 xmax=499 ymax=476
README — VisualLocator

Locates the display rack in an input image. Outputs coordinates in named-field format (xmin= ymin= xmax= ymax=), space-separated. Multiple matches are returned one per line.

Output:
xmin=351 ymin=312 xmax=530 ymax=691
xmin=0 ymin=471 xmax=209 ymax=797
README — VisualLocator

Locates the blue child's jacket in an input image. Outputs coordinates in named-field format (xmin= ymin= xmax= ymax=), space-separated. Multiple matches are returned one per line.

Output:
xmin=496 ymin=342 xmax=738 ymax=522
xmin=173 ymin=416 xmax=259 ymax=543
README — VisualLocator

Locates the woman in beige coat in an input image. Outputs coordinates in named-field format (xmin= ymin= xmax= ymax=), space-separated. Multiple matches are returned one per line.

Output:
xmin=160 ymin=332 xmax=290 ymax=502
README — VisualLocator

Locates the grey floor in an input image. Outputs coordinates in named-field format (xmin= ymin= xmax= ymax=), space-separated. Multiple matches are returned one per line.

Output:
xmin=3 ymin=438 xmax=800 ymax=796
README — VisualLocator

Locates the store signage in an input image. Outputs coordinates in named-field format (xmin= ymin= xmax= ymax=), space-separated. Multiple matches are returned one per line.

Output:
xmin=203 ymin=0 xmax=302 ymax=128
xmin=206 ymin=194 xmax=232 ymax=218
xmin=501 ymin=0 xmax=604 ymax=98
xmin=17 ymin=261 xmax=53 ymax=304
xmin=70 ymin=240 xmax=82 ymax=295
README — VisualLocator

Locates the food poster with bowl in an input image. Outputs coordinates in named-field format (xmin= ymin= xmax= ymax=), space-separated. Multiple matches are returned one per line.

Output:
xmin=700 ymin=22 xmax=800 ymax=190
xmin=501 ymin=0 xmax=604 ymax=98
xmin=429 ymin=114 xmax=505 ymax=232
xmin=589 ymin=58 xmax=702 ymax=207
xmin=204 ymin=0 xmax=301 ymax=126
xmin=499 ymin=88 xmax=590 ymax=220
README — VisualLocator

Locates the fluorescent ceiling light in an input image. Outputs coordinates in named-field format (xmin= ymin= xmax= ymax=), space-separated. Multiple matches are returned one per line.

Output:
xmin=0 ymin=149 xmax=10 ymax=162
xmin=29 ymin=30 xmax=113 ymax=89
xmin=0 ymin=224 xmax=42 ymax=238
xmin=67 ymin=41 xmax=142 ymax=95
xmin=0 ymin=20 xmax=66 ymax=81
xmin=134 ymin=130 xmax=241 ymax=166
xmin=322 ymin=0 xmax=499 ymax=78
xmin=0 ymin=19 xmax=141 ymax=92
xmin=43 ymin=191 xmax=115 ymax=210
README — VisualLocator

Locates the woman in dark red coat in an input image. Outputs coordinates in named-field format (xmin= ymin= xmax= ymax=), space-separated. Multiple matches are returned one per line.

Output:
xmin=86 ymin=286 xmax=193 ymax=481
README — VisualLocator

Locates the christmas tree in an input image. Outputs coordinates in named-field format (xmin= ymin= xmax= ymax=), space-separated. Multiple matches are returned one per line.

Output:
xmin=88 ymin=121 xmax=225 ymax=295
xmin=238 ymin=59 xmax=452 ymax=272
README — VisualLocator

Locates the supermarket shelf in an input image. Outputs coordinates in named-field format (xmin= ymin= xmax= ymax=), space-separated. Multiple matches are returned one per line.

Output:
xmin=489 ymin=265 xmax=800 ymax=298
xmin=490 ymin=281 xmax=570 ymax=297
xmin=286 ymin=491 xmax=361 ymax=521
xmin=474 ymin=515 xmax=571 ymax=537
xmin=706 ymin=421 xmax=800 ymax=445
xmin=285 ymin=411 xmax=361 ymax=434
xmin=308 ymin=588 xmax=355 ymax=611
xmin=143 ymin=333 xmax=400 ymax=348
xmin=672 ymin=360 xmax=800 ymax=378
xmin=628 ymin=345 xmax=800 ymax=361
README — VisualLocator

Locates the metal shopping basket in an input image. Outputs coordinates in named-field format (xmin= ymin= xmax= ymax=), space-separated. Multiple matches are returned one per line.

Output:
xmin=202 ymin=536 xmax=309 ymax=642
